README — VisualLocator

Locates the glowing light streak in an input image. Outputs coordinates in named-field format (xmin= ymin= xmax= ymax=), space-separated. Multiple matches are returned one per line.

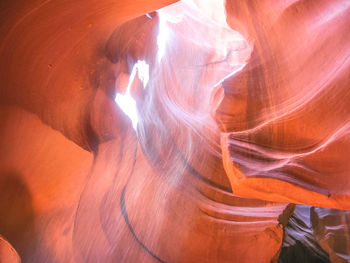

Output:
xmin=156 ymin=3 xmax=184 ymax=63
xmin=115 ymin=93 xmax=138 ymax=130
xmin=213 ymin=63 xmax=247 ymax=87
xmin=114 ymin=60 xmax=149 ymax=130
xmin=136 ymin=60 xmax=149 ymax=88
xmin=156 ymin=13 xmax=170 ymax=63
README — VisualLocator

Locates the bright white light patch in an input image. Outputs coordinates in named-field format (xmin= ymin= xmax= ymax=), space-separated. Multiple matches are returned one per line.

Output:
xmin=156 ymin=14 xmax=169 ymax=63
xmin=136 ymin=60 xmax=149 ymax=88
xmin=115 ymin=93 xmax=139 ymax=130
xmin=156 ymin=5 xmax=183 ymax=63
xmin=114 ymin=60 xmax=150 ymax=130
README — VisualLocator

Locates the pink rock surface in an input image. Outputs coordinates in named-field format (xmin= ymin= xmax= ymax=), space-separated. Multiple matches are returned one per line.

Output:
xmin=0 ymin=0 xmax=349 ymax=262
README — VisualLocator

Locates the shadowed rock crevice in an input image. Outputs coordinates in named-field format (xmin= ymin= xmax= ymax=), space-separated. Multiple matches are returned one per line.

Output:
xmin=0 ymin=171 xmax=35 ymax=259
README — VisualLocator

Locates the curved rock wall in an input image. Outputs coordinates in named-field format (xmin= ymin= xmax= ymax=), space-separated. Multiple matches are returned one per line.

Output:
xmin=0 ymin=0 xmax=349 ymax=262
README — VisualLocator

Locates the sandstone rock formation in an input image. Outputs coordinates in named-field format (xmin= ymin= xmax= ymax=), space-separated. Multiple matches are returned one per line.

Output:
xmin=0 ymin=0 xmax=349 ymax=262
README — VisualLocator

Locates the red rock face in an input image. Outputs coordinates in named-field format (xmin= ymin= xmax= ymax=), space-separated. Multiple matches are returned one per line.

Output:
xmin=0 ymin=236 xmax=20 ymax=263
xmin=220 ymin=0 xmax=350 ymax=210
xmin=0 ymin=0 xmax=349 ymax=262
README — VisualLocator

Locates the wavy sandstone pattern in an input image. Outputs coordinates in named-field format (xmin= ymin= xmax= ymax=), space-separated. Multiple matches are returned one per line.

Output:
xmin=0 ymin=0 xmax=349 ymax=262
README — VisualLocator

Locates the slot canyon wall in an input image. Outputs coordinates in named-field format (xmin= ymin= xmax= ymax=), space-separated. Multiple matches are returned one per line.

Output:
xmin=0 ymin=0 xmax=349 ymax=262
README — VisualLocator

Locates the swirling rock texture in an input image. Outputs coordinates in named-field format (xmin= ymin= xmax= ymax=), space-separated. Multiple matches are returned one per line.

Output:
xmin=0 ymin=0 xmax=349 ymax=262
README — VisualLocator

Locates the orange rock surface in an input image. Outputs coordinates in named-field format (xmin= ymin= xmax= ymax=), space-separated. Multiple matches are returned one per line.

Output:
xmin=0 ymin=0 xmax=349 ymax=262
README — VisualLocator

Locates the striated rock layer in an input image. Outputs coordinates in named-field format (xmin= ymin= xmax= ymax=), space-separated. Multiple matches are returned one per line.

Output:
xmin=0 ymin=0 xmax=350 ymax=262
